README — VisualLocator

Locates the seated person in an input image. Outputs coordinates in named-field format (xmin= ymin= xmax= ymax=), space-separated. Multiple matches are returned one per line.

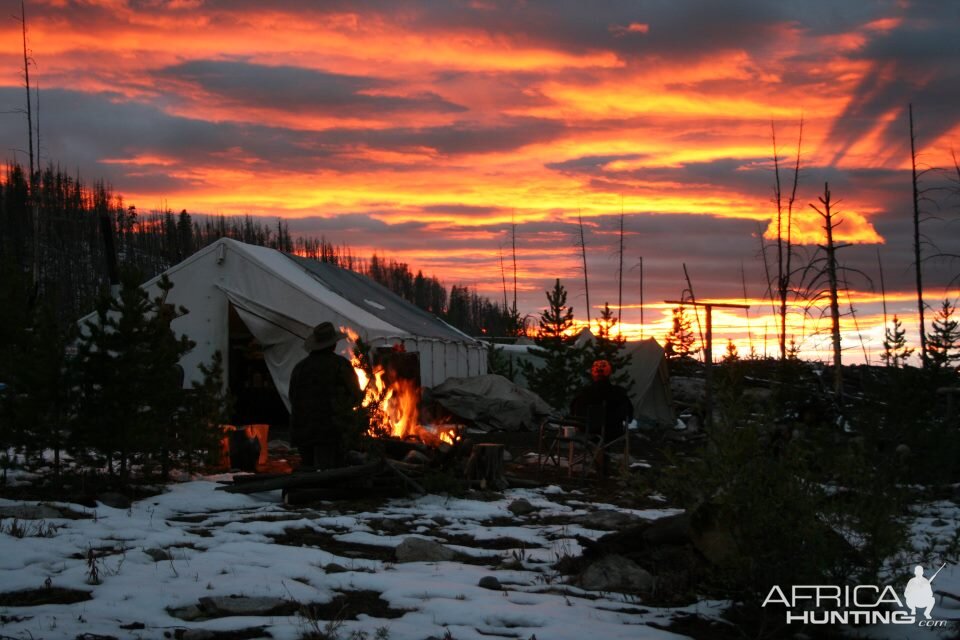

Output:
xmin=569 ymin=360 xmax=633 ymax=475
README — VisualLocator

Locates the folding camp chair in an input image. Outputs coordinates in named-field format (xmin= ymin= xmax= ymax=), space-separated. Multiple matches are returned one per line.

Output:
xmin=538 ymin=416 xmax=605 ymax=479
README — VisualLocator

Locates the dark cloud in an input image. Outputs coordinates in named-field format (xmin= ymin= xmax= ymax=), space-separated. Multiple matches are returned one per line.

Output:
xmin=0 ymin=87 xmax=569 ymax=198
xmin=546 ymin=153 xmax=646 ymax=174
xmin=316 ymin=116 xmax=569 ymax=155
xmin=826 ymin=4 xmax=960 ymax=164
xmin=156 ymin=60 xmax=466 ymax=116
xmin=127 ymin=0 xmax=880 ymax=66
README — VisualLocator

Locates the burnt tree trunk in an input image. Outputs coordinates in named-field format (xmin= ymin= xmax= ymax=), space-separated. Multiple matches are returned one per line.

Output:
xmin=909 ymin=104 xmax=928 ymax=367
xmin=811 ymin=182 xmax=846 ymax=398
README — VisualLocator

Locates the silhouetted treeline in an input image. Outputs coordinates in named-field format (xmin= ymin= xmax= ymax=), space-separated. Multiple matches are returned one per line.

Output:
xmin=0 ymin=163 xmax=516 ymax=336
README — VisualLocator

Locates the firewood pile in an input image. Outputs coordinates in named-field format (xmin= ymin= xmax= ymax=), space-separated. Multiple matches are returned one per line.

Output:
xmin=217 ymin=433 xmax=510 ymax=504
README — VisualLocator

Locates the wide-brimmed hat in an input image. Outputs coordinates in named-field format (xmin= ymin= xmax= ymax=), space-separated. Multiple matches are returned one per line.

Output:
xmin=304 ymin=321 xmax=347 ymax=351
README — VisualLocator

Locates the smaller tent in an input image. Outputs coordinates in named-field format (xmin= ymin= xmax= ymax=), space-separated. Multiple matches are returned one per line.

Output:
xmin=623 ymin=338 xmax=674 ymax=426
xmin=490 ymin=334 xmax=673 ymax=426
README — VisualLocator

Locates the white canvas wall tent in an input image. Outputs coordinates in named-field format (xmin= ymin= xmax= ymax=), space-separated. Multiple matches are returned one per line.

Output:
xmin=79 ymin=238 xmax=486 ymax=410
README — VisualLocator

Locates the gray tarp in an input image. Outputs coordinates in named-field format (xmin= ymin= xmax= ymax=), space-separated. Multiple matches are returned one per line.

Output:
xmin=426 ymin=374 xmax=554 ymax=432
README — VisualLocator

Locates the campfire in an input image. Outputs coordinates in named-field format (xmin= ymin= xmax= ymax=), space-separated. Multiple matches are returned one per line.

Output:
xmin=342 ymin=329 xmax=461 ymax=448
xmin=218 ymin=330 xmax=506 ymax=502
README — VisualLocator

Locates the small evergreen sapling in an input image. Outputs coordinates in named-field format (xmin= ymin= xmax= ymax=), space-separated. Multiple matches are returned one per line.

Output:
xmin=521 ymin=279 xmax=583 ymax=411
xmin=664 ymin=306 xmax=697 ymax=360
xmin=583 ymin=302 xmax=632 ymax=388
xmin=928 ymin=300 xmax=959 ymax=372
xmin=881 ymin=315 xmax=913 ymax=368
xmin=181 ymin=351 xmax=232 ymax=472
xmin=6 ymin=302 xmax=76 ymax=474
xmin=72 ymin=270 xmax=195 ymax=482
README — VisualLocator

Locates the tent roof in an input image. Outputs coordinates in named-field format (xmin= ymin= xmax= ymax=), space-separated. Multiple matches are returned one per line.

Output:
xmin=286 ymin=253 xmax=475 ymax=344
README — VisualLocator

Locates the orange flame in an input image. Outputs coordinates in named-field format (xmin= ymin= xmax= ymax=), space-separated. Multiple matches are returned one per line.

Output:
xmin=340 ymin=327 xmax=460 ymax=446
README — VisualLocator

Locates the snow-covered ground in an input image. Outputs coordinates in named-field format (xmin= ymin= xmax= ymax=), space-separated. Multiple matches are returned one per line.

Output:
xmin=0 ymin=477 xmax=716 ymax=640
xmin=0 ymin=473 xmax=957 ymax=640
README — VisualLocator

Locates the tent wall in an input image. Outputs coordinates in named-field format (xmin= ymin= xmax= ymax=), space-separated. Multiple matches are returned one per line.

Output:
xmin=119 ymin=238 xmax=486 ymax=404
xmin=624 ymin=339 xmax=674 ymax=425
xmin=137 ymin=243 xmax=231 ymax=390
xmin=369 ymin=336 xmax=487 ymax=386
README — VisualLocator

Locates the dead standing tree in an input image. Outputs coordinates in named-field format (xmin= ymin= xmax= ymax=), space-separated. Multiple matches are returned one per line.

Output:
xmin=909 ymin=104 xmax=928 ymax=367
xmin=763 ymin=119 xmax=804 ymax=362
xmin=18 ymin=0 xmax=35 ymax=184
xmin=511 ymin=211 xmax=519 ymax=314
xmin=16 ymin=0 xmax=41 ymax=292
xmin=906 ymin=105 xmax=949 ymax=368
xmin=617 ymin=203 xmax=625 ymax=332
xmin=576 ymin=209 xmax=592 ymax=328
xmin=801 ymin=183 xmax=870 ymax=400
xmin=809 ymin=184 xmax=845 ymax=396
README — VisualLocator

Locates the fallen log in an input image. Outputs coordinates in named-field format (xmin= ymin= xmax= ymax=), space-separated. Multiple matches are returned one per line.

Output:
xmin=386 ymin=459 xmax=428 ymax=475
xmin=376 ymin=437 xmax=430 ymax=460
xmin=228 ymin=472 xmax=289 ymax=485
xmin=216 ymin=460 xmax=383 ymax=494
xmin=385 ymin=460 xmax=426 ymax=494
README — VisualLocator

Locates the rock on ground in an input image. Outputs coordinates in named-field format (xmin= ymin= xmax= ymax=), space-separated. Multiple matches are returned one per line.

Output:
xmin=578 ymin=554 xmax=654 ymax=594
xmin=0 ymin=504 xmax=66 ymax=519
xmin=574 ymin=509 xmax=642 ymax=530
xmin=507 ymin=498 xmax=536 ymax=516
xmin=96 ymin=492 xmax=132 ymax=509
xmin=478 ymin=576 xmax=502 ymax=590
xmin=395 ymin=536 xmax=455 ymax=563
xmin=168 ymin=596 xmax=295 ymax=621
xmin=198 ymin=595 xmax=294 ymax=617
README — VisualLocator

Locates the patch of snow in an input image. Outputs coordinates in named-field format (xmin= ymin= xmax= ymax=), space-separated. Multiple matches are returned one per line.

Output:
xmin=0 ymin=478 xmax=722 ymax=640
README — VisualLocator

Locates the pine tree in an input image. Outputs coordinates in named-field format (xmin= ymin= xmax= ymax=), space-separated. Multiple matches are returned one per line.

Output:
xmin=503 ymin=304 xmax=524 ymax=337
xmin=446 ymin=285 xmax=471 ymax=332
xmin=0 ymin=260 xmax=32 ymax=468
xmin=881 ymin=315 xmax=913 ymax=368
xmin=145 ymin=276 xmax=197 ymax=479
xmin=72 ymin=270 xmax=195 ymax=482
xmin=486 ymin=342 xmax=515 ymax=381
xmin=664 ymin=306 xmax=696 ymax=360
xmin=585 ymin=302 xmax=632 ymax=388
xmin=1 ymin=298 xmax=76 ymax=475
xmin=177 ymin=209 xmax=193 ymax=258
xmin=522 ymin=279 xmax=581 ymax=410
xmin=928 ymin=300 xmax=959 ymax=371
xmin=722 ymin=339 xmax=739 ymax=364
xmin=180 ymin=351 xmax=231 ymax=473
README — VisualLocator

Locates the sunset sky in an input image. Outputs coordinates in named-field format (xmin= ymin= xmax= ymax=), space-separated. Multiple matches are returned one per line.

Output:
xmin=1 ymin=0 xmax=959 ymax=363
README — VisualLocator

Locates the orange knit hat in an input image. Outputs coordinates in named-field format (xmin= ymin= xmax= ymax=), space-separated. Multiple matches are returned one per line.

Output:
xmin=591 ymin=359 xmax=613 ymax=381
